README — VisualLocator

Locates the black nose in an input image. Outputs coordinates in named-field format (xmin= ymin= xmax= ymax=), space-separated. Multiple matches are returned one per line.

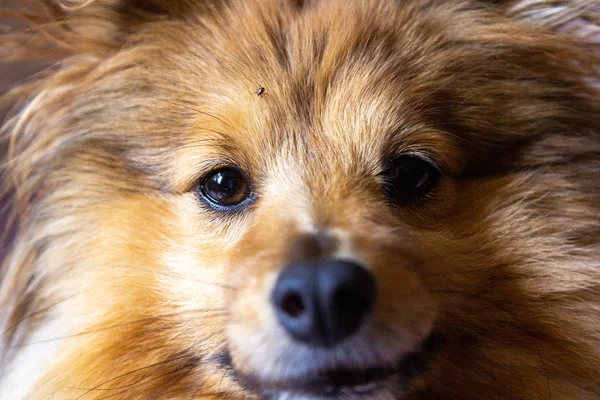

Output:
xmin=271 ymin=259 xmax=377 ymax=348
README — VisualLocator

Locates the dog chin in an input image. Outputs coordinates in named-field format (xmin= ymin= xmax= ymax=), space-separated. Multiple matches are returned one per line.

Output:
xmin=228 ymin=334 xmax=438 ymax=400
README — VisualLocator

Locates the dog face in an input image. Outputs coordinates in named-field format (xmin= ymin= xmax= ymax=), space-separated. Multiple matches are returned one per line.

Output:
xmin=1 ymin=1 xmax=599 ymax=399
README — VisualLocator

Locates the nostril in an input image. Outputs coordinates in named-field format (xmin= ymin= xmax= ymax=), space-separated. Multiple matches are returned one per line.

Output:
xmin=281 ymin=292 xmax=306 ymax=318
xmin=271 ymin=263 xmax=317 ymax=345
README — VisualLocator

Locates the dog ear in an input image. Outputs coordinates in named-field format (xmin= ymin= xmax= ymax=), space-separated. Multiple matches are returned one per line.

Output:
xmin=491 ymin=0 xmax=599 ymax=38
xmin=0 ymin=0 xmax=213 ymax=62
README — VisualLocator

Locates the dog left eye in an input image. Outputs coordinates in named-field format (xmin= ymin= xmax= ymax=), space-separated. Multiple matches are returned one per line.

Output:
xmin=382 ymin=155 xmax=441 ymax=204
xmin=198 ymin=167 xmax=251 ymax=209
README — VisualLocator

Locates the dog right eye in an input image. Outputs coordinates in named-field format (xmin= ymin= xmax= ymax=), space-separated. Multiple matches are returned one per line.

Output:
xmin=198 ymin=167 xmax=252 ymax=210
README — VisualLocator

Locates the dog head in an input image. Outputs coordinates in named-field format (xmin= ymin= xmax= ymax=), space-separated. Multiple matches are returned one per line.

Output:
xmin=1 ymin=1 xmax=599 ymax=399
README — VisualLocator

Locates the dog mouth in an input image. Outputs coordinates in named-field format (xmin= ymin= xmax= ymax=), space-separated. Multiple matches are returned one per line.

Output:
xmin=253 ymin=364 xmax=397 ymax=398
xmin=220 ymin=334 xmax=440 ymax=399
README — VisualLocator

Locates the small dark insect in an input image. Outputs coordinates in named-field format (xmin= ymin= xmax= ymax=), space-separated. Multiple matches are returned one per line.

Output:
xmin=255 ymin=87 xmax=265 ymax=96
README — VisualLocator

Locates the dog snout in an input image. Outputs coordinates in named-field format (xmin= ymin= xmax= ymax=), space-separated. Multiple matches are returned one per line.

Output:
xmin=271 ymin=259 xmax=378 ymax=348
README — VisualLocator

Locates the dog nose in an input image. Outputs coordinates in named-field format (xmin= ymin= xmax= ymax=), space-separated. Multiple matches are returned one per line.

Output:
xmin=271 ymin=259 xmax=377 ymax=347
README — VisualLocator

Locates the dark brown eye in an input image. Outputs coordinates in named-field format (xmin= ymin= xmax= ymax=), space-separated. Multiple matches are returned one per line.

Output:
xmin=382 ymin=155 xmax=441 ymax=204
xmin=199 ymin=167 xmax=251 ymax=209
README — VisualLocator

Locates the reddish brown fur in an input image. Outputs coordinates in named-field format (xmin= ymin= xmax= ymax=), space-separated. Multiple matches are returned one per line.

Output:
xmin=0 ymin=0 xmax=599 ymax=399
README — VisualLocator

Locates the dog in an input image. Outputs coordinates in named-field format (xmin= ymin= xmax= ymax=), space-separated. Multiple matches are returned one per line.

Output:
xmin=0 ymin=0 xmax=599 ymax=399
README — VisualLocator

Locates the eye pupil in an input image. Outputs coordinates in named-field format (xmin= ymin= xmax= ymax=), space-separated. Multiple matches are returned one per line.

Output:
xmin=209 ymin=172 xmax=238 ymax=198
xmin=383 ymin=156 xmax=440 ymax=204
xmin=200 ymin=168 xmax=250 ymax=208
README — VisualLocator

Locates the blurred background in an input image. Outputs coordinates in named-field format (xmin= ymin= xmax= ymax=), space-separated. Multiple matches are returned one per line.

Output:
xmin=0 ymin=0 xmax=34 ymax=262
xmin=1 ymin=0 xmax=36 ymax=119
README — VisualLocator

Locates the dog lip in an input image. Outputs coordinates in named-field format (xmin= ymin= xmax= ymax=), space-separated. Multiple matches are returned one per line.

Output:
xmin=308 ymin=365 xmax=395 ymax=388
xmin=214 ymin=349 xmax=394 ymax=395
xmin=235 ymin=364 xmax=396 ymax=398
xmin=222 ymin=333 xmax=441 ymax=398
xmin=270 ymin=364 xmax=395 ymax=394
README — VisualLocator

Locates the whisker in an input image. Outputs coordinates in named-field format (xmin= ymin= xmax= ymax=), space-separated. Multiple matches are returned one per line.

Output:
xmin=183 ymin=279 xmax=237 ymax=291
xmin=413 ymin=79 xmax=453 ymax=106
xmin=217 ymin=364 xmax=235 ymax=395
xmin=99 ymin=266 xmax=238 ymax=292
xmin=158 ymin=99 xmax=228 ymax=126
xmin=428 ymin=289 xmax=552 ymax=399
xmin=71 ymin=354 xmax=192 ymax=400
xmin=465 ymin=353 xmax=523 ymax=400
xmin=74 ymin=331 xmax=224 ymax=397
xmin=145 ymin=138 xmax=223 ymax=157
xmin=147 ymin=365 xmax=197 ymax=400
xmin=0 ymin=294 xmax=79 ymax=339
xmin=7 ymin=308 xmax=228 ymax=349
xmin=96 ymin=365 xmax=193 ymax=400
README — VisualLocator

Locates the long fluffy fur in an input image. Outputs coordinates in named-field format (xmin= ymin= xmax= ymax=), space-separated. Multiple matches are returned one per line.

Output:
xmin=1 ymin=0 xmax=599 ymax=399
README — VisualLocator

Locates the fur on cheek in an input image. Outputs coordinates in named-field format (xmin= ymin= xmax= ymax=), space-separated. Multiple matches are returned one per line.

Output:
xmin=413 ymin=174 xmax=600 ymax=399
xmin=1 ymin=193 xmax=236 ymax=399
